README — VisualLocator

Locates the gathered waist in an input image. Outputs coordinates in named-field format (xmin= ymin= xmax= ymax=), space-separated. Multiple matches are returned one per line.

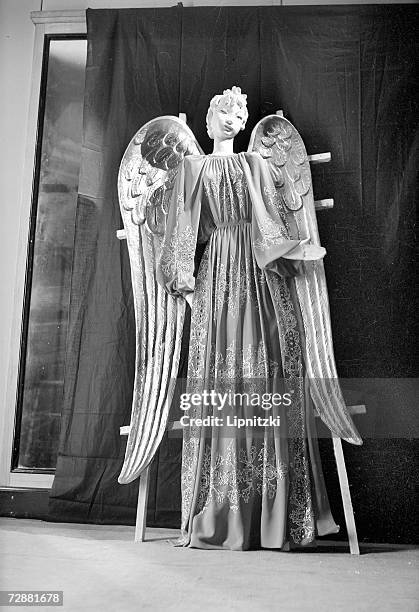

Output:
xmin=211 ymin=219 xmax=251 ymax=233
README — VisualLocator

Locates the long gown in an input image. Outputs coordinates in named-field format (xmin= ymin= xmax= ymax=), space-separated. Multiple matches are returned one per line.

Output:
xmin=157 ymin=151 xmax=340 ymax=550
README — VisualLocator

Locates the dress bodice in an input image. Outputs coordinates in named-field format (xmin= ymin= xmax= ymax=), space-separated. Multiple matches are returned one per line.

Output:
xmin=201 ymin=154 xmax=251 ymax=226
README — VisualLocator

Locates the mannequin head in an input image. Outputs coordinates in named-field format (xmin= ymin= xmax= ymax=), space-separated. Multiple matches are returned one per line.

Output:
xmin=206 ymin=86 xmax=248 ymax=141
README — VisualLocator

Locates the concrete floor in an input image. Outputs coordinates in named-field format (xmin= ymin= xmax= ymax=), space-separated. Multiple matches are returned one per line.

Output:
xmin=0 ymin=518 xmax=417 ymax=612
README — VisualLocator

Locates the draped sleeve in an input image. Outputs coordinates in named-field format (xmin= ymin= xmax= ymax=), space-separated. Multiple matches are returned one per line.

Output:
xmin=241 ymin=152 xmax=325 ymax=277
xmin=157 ymin=156 xmax=205 ymax=299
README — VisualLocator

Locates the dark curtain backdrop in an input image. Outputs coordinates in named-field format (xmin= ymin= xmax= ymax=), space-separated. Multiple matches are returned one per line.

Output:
xmin=48 ymin=6 xmax=418 ymax=544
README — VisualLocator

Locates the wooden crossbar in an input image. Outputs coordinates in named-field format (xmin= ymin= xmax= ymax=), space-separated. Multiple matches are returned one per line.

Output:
xmin=308 ymin=152 xmax=331 ymax=164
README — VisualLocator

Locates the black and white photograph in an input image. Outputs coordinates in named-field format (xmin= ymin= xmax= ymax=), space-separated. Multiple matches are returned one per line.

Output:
xmin=0 ymin=0 xmax=417 ymax=610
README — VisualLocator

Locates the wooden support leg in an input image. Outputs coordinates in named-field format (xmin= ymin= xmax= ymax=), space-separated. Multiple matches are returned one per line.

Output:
xmin=134 ymin=466 xmax=150 ymax=542
xmin=332 ymin=437 xmax=360 ymax=555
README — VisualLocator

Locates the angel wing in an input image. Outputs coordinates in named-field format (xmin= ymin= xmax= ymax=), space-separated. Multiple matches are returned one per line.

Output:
xmin=249 ymin=115 xmax=362 ymax=445
xmin=118 ymin=116 xmax=203 ymax=485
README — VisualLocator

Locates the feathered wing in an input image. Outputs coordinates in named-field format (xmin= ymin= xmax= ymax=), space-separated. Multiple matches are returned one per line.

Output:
xmin=249 ymin=115 xmax=362 ymax=445
xmin=118 ymin=117 xmax=203 ymax=484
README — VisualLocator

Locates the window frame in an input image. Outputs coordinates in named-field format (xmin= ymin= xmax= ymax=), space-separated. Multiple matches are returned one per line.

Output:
xmin=0 ymin=12 xmax=87 ymax=490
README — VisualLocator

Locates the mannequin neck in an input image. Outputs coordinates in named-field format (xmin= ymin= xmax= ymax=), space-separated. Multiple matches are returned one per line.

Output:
xmin=211 ymin=137 xmax=234 ymax=155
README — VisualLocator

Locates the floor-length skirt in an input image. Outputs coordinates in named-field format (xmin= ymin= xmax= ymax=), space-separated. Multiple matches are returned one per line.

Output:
xmin=179 ymin=221 xmax=339 ymax=550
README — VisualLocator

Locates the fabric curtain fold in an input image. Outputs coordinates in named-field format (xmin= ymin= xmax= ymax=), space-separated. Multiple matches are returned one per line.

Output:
xmin=48 ymin=8 xmax=184 ymax=525
xmin=49 ymin=6 xmax=417 ymax=537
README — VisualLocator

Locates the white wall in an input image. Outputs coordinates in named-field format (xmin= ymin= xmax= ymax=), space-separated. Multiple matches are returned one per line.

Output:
xmin=0 ymin=0 xmax=41 ymax=482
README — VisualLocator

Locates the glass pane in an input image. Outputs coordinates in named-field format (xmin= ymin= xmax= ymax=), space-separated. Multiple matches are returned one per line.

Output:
xmin=15 ymin=39 xmax=87 ymax=470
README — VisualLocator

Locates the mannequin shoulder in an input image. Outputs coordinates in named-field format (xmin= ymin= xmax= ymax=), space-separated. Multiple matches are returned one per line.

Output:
xmin=243 ymin=150 xmax=264 ymax=163
xmin=183 ymin=154 xmax=206 ymax=167
xmin=244 ymin=151 xmax=262 ymax=159
xmin=184 ymin=154 xmax=206 ymax=161
xmin=242 ymin=150 xmax=267 ymax=169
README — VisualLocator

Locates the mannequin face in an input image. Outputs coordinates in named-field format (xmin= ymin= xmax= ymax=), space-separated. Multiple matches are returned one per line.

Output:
xmin=209 ymin=101 xmax=246 ymax=141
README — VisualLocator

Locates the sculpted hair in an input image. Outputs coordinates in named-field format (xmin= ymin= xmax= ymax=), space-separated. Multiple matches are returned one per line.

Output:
xmin=206 ymin=86 xmax=248 ymax=138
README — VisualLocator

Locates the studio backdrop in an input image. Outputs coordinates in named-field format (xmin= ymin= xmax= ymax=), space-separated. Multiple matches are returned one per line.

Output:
xmin=48 ymin=5 xmax=418 ymax=544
